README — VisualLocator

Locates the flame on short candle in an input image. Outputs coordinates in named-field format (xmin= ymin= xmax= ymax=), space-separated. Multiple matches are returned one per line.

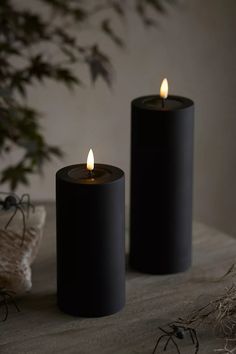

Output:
xmin=160 ymin=78 xmax=168 ymax=99
xmin=87 ymin=149 xmax=94 ymax=171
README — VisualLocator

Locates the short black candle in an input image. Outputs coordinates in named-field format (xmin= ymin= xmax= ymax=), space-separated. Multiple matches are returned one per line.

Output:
xmin=56 ymin=163 xmax=125 ymax=317
xmin=130 ymin=94 xmax=194 ymax=274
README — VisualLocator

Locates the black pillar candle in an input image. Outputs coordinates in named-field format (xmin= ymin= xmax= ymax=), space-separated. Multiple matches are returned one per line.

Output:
xmin=56 ymin=157 xmax=125 ymax=317
xmin=130 ymin=87 xmax=194 ymax=274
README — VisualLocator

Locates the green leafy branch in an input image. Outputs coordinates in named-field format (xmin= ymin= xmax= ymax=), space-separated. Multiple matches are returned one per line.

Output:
xmin=0 ymin=0 xmax=175 ymax=190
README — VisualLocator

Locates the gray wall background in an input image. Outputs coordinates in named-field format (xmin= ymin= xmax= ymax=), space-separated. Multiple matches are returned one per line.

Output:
xmin=8 ymin=0 xmax=236 ymax=236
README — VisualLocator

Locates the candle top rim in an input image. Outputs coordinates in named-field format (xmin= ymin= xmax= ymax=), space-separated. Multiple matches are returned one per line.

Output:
xmin=56 ymin=163 xmax=124 ymax=185
xmin=132 ymin=95 xmax=194 ymax=111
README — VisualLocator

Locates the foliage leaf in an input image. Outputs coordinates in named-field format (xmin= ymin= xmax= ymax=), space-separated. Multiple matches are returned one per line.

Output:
xmin=101 ymin=19 xmax=124 ymax=47
xmin=86 ymin=45 xmax=113 ymax=87
xmin=0 ymin=0 xmax=175 ymax=190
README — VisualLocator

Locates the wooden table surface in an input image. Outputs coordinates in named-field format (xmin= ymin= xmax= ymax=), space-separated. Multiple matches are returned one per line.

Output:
xmin=0 ymin=203 xmax=236 ymax=354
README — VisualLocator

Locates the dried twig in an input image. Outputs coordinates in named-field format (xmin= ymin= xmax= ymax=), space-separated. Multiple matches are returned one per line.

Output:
xmin=154 ymin=264 xmax=236 ymax=353
xmin=177 ymin=284 xmax=236 ymax=338
xmin=214 ymin=339 xmax=236 ymax=353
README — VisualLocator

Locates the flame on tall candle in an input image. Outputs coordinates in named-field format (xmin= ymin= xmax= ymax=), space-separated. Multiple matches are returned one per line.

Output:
xmin=87 ymin=149 xmax=94 ymax=171
xmin=160 ymin=78 xmax=168 ymax=99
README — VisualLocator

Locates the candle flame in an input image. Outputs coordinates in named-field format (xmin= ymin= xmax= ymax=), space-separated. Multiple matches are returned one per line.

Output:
xmin=160 ymin=78 xmax=168 ymax=99
xmin=87 ymin=149 xmax=94 ymax=171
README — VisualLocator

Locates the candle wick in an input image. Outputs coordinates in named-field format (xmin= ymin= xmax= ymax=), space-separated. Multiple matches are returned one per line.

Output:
xmin=89 ymin=170 xmax=93 ymax=179
xmin=161 ymin=98 xmax=165 ymax=109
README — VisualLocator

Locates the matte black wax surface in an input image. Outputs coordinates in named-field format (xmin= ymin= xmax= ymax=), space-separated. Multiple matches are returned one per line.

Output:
xmin=56 ymin=164 xmax=125 ymax=317
xmin=137 ymin=95 xmax=193 ymax=110
xmin=130 ymin=95 xmax=194 ymax=274
xmin=66 ymin=164 xmax=122 ymax=183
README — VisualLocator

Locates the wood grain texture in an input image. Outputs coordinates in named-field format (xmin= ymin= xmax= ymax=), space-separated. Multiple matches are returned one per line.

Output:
xmin=0 ymin=203 xmax=235 ymax=354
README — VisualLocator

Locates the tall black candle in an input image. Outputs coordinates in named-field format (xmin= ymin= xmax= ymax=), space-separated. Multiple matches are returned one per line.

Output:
xmin=130 ymin=80 xmax=194 ymax=274
xmin=56 ymin=151 xmax=125 ymax=317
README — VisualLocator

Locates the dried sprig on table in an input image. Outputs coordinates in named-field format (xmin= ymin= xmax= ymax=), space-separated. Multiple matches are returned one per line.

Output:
xmin=215 ymin=339 xmax=236 ymax=353
xmin=153 ymin=266 xmax=236 ymax=353
xmin=177 ymin=284 xmax=236 ymax=338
